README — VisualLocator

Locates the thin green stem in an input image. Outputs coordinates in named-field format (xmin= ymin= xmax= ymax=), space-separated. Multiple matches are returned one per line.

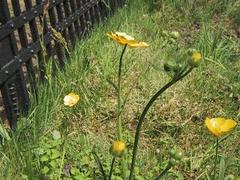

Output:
xmin=92 ymin=150 xmax=107 ymax=180
xmin=213 ymin=138 xmax=219 ymax=180
xmin=117 ymin=44 xmax=128 ymax=179
xmin=109 ymin=157 xmax=116 ymax=180
xmin=154 ymin=162 xmax=172 ymax=180
xmin=117 ymin=44 xmax=127 ymax=140
xmin=129 ymin=68 xmax=193 ymax=180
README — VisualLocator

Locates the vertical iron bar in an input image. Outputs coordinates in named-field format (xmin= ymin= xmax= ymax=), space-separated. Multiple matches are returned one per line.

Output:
xmin=56 ymin=1 xmax=71 ymax=49
xmin=62 ymin=0 xmax=76 ymax=47
xmin=48 ymin=3 xmax=66 ymax=69
xmin=69 ymin=0 xmax=81 ymax=37
xmin=24 ymin=0 xmax=46 ymax=81
xmin=76 ymin=0 xmax=87 ymax=38
xmin=11 ymin=0 xmax=36 ymax=91
xmin=82 ymin=0 xmax=92 ymax=34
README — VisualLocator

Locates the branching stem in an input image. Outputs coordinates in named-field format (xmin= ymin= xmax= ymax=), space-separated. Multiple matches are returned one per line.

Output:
xmin=154 ymin=162 xmax=172 ymax=180
xmin=129 ymin=67 xmax=193 ymax=180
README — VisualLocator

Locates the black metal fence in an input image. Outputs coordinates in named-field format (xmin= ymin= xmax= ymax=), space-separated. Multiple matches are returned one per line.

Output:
xmin=0 ymin=0 xmax=125 ymax=129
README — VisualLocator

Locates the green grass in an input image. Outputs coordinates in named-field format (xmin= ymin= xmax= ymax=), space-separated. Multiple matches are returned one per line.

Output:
xmin=0 ymin=0 xmax=239 ymax=179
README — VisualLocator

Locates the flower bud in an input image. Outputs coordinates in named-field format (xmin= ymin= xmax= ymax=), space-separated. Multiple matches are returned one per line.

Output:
xmin=110 ymin=141 xmax=126 ymax=157
xmin=164 ymin=62 xmax=179 ymax=72
xmin=169 ymin=149 xmax=183 ymax=161
xmin=169 ymin=158 xmax=177 ymax=166
xmin=169 ymin=149 xmax=176 ymax=157
xmin=164 ymin=63 xmax=173 ymax=72
xmin=188 ymin=51 xmax=202 ymax=67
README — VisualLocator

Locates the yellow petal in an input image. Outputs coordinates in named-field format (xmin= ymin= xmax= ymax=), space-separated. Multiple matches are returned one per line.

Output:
xmin=110 ymin=140 xmax=126 ymax=157
xmin=205 ymin=117 xmax=237 ymax=137
xmin=107 ymin=32 xmax=149 ymax=47
xmin=64 ymin=92 xmax=80 ymax=107
xmin=115 ymin=32 xmax=134 ymax=40
xmin=106 ymin=32 xmax=119 ymax=43
xmin=192 ymin=52 xmax=202 ymax=62
xmin=107 ymin=32 xmax=128 ymax=45
xmin=205 ymin=117 xmax=221 ymax=137
xmin=128 ymin=41 xmax=149 ymax=48
xmin=220 ymin=119 xmax=237 ymax=135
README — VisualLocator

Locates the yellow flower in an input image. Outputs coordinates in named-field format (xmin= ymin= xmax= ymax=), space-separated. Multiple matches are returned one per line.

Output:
xmin=188 ymin=51 xmax=202 ymax=67
xmin=63 ymin=92 xmax=80 ymax=107
xmin=205 ymin=117 xmax=237 ymax=137
xmin=110 ymin=140 xmax=126 ymax=157
xmin=106 ymin=32 xmax=149 ymax=48
xmin=192 ymin=52 xmax=202 ymax=61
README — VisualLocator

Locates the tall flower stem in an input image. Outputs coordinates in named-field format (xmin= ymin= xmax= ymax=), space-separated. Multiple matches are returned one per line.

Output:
xmin=109 ymin=157 xmax=116 ymax=180
xmin=213 ymin=138 xmax=219 ymax=180
xmin=129 ymin=68 xmax=193 ymax=180
xmin=154 ymin=162 xmax=172 ymax=180
xmin=117 ymin=44 xmax=128 ymax=179
xmin=117 ymin=44 xmax=127 ymax=140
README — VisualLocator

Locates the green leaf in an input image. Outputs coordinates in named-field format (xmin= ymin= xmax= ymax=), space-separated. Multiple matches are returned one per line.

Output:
xmin=34 ymin=148 xmax=45 ymax=156
xmin=45 ymin=139 xmax=62 ymax=149
xmin=20 ymin=174 xmax=29 ymax=180
xmin=81 ymin=156 xmax=91 ymax=165
xmin=40 ymin=155 xmax=49 ymax=162
xmin=51 ymin=139 xmax=62 ymax=148
xmin=41 ymin=166 xmax=49 ymax=174
xmin=52 ymin=130 xmax=61 ymax=140
xmin=46 ymin=149 xmax=52 ymax=156
xmin=50 ymin=149 xmax=61 ymax=159
xmin=49 ymin=160 xmax=57 ymax=168
xmin=135 ymin=175 xmax=145 ymax=180
xmin=219 ymin=157 xmax=226 ymax=180
xmin=74 ymin=174 xmax=85 ymax=180
xmin=70 ymin=167 xmax=81 ymax=175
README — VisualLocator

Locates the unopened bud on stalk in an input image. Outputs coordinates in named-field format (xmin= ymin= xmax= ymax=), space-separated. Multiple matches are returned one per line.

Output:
xmin=169 ymin=149 xmax=183 ymax=161
xmin=110 ymin=140 xmax=126 ymax=157
xmin=188 ymin=51 xmax=202 ymax=67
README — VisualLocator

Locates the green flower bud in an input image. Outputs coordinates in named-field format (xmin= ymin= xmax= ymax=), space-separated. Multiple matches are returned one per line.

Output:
xmin=164 ymin=62 xmax=180 ymax=72
xmin=110 ymin=140 xmax=126 ymax=157
xmin=164 ymin=63 xmax=173 ymax=72
xmin=169 ymin=149 xmax=176 ymax=157
xmin=169 ymin=158 xmax=177 ymax=166
xmin=169 ymin=149 xmax=183 ymax=161
xmin=188 ymin=51 xmax=202 ymax=67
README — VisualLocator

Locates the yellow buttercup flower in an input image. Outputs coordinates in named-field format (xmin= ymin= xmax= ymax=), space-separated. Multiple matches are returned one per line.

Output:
xmin=63 ymin=92 xmax=80 ymax=107
xmin=205 ymin=117 xmax=237 ymax=137
xmin=192 ymin=52 xmax=202 ymax=61
xmin=110 ymin=140 xmax=126 ymax=157
xmin=188 ymin=51 xmax=202 ymax=67
xmin=107 ymin=32 xmax=149 ymax=48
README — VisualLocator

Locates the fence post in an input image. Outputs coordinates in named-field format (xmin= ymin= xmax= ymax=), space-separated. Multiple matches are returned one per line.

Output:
xmin=0 ymin=0 xmax=29 ymax=128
